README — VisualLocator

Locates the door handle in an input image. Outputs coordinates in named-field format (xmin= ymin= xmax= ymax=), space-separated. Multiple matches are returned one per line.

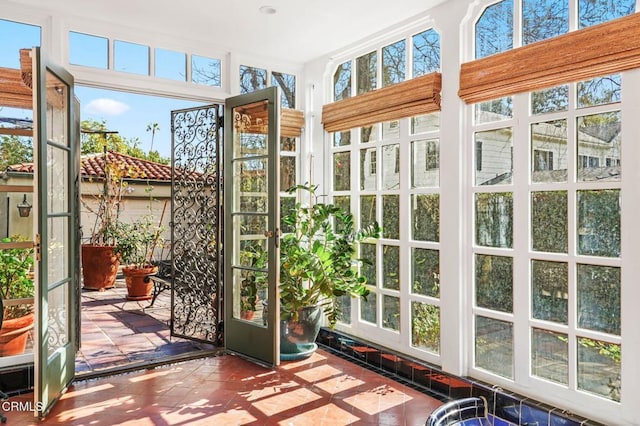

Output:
xmin=263 ymin=229 xmax=281 ymax=248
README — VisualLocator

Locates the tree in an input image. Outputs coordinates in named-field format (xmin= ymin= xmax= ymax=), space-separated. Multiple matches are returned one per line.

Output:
xmin=81 ymin=119 xmax=170 ymax=165
xmin=0 ymin=135 xmax=32 ymax=171
xmin=146 ymin=122 xmax=160 ymax=152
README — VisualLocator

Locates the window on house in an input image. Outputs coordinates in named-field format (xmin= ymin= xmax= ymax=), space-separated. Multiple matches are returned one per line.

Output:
xmin=272 ymin=71 xmax=296 ymax=108
xmin=412 ymin=28 xmax=440 ymax=76
xmin=533 ymin=149 xmax=554 ymax=171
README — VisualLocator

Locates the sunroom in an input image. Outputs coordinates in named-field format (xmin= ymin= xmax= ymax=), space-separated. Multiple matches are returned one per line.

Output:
xmin=0 ymin=0 xmax=638 ymax=424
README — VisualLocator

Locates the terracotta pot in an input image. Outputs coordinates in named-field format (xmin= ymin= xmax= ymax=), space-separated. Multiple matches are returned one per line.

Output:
xmin=0 ymin=313 xmax=34 ymax=356
xmin=81 ymin=245 xmax=120 ymax=291
xmin=240 ymin=310 xmax=255 ymax=320
xmin=122 ymin=265 xmax=158 ymax=301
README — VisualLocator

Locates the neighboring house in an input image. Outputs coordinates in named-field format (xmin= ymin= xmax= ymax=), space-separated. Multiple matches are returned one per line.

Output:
xmin=1 ymin=151 xmax=172 ymax=259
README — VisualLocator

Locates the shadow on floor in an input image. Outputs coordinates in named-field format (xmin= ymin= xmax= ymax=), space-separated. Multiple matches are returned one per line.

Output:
xmin=77 ymin=278 xmax=217 ymax=375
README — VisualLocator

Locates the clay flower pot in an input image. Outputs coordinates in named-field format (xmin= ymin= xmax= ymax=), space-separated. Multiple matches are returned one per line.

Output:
xmin=0 ymin=313 xmax=35 ymax=356
xmin=81 ymin=245 xmax=120 ymax=291
xmin=122 ymin=265 xmax=158 ymax=301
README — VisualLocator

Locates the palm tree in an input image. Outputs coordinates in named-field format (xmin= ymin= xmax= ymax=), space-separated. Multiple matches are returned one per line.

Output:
xmin=146 ymin=122 xmax=160 ymax=152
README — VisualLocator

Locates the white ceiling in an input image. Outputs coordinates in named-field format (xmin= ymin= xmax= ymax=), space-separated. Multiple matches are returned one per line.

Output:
xmin=14 ymin=0 xmax=449 ymax=64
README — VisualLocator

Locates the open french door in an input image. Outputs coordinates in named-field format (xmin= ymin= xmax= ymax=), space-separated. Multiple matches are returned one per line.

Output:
xmin=32 ymin=47 xmax=80 ymax=417
xmin=224 ymin=87 xmax=281 ymax=366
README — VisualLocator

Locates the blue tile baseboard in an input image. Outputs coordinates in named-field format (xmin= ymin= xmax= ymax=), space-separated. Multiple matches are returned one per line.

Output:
xmin=316 ymin=328 xmax=605 ymax=426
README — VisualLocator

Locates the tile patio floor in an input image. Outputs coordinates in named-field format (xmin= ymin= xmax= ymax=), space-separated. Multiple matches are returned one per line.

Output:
xmin=2 ymin=279 xmax=443 ymax=424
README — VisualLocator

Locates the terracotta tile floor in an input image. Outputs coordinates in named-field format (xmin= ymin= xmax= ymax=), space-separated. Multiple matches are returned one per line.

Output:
xmin=3 ymin=279 xmax=442 ymax=424
xmin=76 ymin=279 xmax=216 ymax=374
xmin=6 ymin=349 xmax=442 ymax=425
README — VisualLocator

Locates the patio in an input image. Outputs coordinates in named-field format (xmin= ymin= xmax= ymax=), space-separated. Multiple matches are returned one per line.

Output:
xmin=76 ymin=277 xmax=217 ymax=376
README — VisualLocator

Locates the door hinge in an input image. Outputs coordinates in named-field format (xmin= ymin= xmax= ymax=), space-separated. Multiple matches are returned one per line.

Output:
xmin=34 ymin=234 xmax=41 ymax=261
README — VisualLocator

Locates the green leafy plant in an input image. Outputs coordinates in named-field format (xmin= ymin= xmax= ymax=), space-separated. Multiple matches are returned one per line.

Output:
xmin=0 ymin=235 xmax=35 ymax=320
xmin=113 ymin=215 xmax=164 ymax=268
xmin=279 ymin=184 xmax=380 ymax=328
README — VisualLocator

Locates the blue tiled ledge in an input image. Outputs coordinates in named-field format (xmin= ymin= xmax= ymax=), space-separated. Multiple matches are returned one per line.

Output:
xmin=316 ymin=328 xmax=605 ymax=426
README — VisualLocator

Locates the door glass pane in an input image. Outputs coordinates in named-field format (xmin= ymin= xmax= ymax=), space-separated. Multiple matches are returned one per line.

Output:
xmin=238 ymin=161 xmax=267 ymax=198
xmin=47 ymin=284 xmax=68 ymax=358
xmin=47 ymin=145 xmax=68 ymax=214
xmin=48 ymin=217 xmax=69 ymax=285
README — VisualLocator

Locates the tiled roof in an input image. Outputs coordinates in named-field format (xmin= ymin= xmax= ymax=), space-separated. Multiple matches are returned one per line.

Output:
xmin=6 ymin=151 xmax=172 ymax=181
xmin=81 ymin=151 xmax=172 ymax=181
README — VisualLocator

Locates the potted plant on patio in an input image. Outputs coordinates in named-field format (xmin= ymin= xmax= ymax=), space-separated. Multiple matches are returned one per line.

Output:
xmin=279 ymin=184 xmax=380 ymax=359
xmin=81 ymin=151 xmax=131 ymax=291
xmin=0 ymin=235 xmax=35 ymax=356
xmin=114 ymin=215 xmax=165 ymax=301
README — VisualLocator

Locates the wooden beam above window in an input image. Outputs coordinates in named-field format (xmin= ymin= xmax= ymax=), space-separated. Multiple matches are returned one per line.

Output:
xmin=322 ymin=72 xmax=441 ymax=133
xmin=459 ymin=12 xmax=640 ymax=104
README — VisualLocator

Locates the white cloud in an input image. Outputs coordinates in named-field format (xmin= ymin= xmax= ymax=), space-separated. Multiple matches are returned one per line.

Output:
xmin=84 ymin=98 xmax=130 ymax=116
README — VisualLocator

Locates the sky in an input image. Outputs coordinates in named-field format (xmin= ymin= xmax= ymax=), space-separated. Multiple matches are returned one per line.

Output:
xmin=0 ymin=18 xmax=205 ymax=159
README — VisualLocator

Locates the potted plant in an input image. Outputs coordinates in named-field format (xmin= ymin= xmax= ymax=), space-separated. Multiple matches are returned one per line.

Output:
xmin=0 ymin=235 xmax=35 ymax=356
xmin=114 ymin=215 xmax=164 ymax=301
xmin=81 ymin=151 xmax=129 ymax=291
xmin=279 ymin=184 xmax=380 ymax=359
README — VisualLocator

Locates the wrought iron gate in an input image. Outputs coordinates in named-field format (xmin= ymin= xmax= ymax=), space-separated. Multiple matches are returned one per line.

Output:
xmin=170 ymin=105 xmax=222 ymax=343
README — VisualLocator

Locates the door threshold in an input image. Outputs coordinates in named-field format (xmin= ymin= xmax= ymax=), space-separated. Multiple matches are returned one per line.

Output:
xmin=74 ymin=348 xmax=226 ymax=381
